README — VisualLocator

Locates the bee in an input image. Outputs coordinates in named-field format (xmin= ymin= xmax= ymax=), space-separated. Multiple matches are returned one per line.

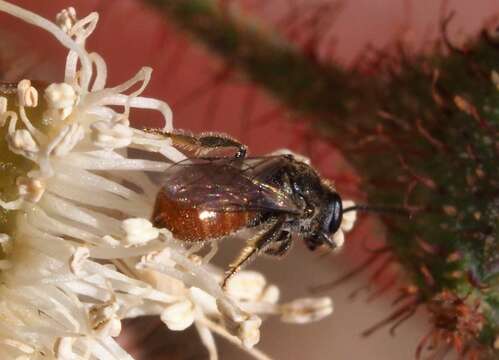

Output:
xmin=149 ymin=130 xmax=355 ymax=288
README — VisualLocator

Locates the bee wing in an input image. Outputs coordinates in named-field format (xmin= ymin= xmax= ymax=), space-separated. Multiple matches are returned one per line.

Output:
xmin=160 ymin=156 xmax=300 ymax=214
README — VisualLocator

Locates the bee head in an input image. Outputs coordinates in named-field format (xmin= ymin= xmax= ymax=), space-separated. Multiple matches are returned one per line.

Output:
xmin=305 ymin=191 xmax=343 ymax=250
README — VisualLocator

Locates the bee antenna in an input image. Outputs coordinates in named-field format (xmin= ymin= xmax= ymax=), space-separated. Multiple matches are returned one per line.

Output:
xmin=343 ymin=204 xmax=412 ymax=218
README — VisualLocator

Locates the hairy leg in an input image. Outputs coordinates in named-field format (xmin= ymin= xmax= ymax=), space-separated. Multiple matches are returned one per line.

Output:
xmin=263 ymin=231 xmax=292 ymax=258
xmin=143 ymin=129 xmax=246 ymax=159
xmin=222 ymin=216 xmax=285 ymax=289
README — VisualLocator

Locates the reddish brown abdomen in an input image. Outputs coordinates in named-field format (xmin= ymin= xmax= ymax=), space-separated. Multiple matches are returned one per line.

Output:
xmin=152 ymin=190 xmax=256 ymax=242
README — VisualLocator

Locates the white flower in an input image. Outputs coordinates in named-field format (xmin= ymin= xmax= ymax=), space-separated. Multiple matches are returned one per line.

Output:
xmin=0 ymin=1 xmax=346 ymax=359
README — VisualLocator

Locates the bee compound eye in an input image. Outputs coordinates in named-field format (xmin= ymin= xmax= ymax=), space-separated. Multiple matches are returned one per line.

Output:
xmin=327 ymin=192 xmax=343 ymax=235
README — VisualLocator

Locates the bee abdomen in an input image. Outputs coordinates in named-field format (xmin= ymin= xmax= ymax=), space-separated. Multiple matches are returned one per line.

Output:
xmin=152 ymin=190 xmax=256 ymax=242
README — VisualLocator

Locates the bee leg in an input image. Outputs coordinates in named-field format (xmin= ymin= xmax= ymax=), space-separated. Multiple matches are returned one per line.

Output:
xmin=196 ymin=132 xmax=247 ymax=159
xmin=142 ymin=129 xmax=246 ymax=159
xmin=263 ymin=231 xmax=292 ymax=258
xmin=222 ymin=216 xmax=284 ymax=289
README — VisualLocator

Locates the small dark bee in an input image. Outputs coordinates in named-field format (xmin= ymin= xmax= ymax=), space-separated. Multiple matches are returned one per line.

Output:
xmin=149 ymin=130 xmax=355 ymax=288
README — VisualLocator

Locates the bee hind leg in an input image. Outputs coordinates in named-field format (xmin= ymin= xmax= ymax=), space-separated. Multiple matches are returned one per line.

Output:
xmin=222 ymin=217 xmax=285 ymax=289
xmin=196 ymin=132 xmax=247 ymax=159
xmin=143 ymin=129 xmax=246 ymax=159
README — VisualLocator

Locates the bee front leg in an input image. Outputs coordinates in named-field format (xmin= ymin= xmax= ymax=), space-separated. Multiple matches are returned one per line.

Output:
xmin=263 ymin=231 xmax=292 ymax=258
xmin=143 ymin=129 xmax=246 ymax=159
xmin=222 ymin=216 xmax=285 ymax=289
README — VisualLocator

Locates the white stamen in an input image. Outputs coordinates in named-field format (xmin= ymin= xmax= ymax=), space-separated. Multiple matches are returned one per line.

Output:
xmin=17 ymin=79 xmax=38 ymax=107
xmin=280 ymin=297 xmax=333 ymax=324
xmin=47 ymin=122 xmax=85 ymax=157
xmin=55 ymin=7 xmax=77 ymax=34
xmin=54 ymin=337 xmax=76 ymax=359
xmin=91 ymin=115 xmax=133 ymax=149
xmin=332 ymin=230 xmax=345 ymax=249
xmin=161 ymin=299 xmax=195 ymax=331
xmin=70 ymin=246 xmax=90 ymax=276
xmin=341 ymin=200 xmax=357 ymax=232
xmin=225 ymin=271 xmax=267 ymax=302
xmin=260 ymin=285 xmax=280 ymax=304
xmin=121 ymin=218 xmax=159 ymax=247
xmin=16 ymin=177 xmax=45 ymax=203
xmin=0 ymin=96 xmax=7 ymax=114
xmin=45 ymin=82 xmax=76 ymax=108
xmin=238 ymin=315 xmax=262 ymax=348
xmin=8 ymin=129 xmax=39 ymax=157
xmin=90 ymin=301 xmax=122 ymax=337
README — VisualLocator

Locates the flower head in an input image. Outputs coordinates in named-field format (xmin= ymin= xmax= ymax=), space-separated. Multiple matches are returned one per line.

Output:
xmin=0 ymin=1 xmax=349 ymax=359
